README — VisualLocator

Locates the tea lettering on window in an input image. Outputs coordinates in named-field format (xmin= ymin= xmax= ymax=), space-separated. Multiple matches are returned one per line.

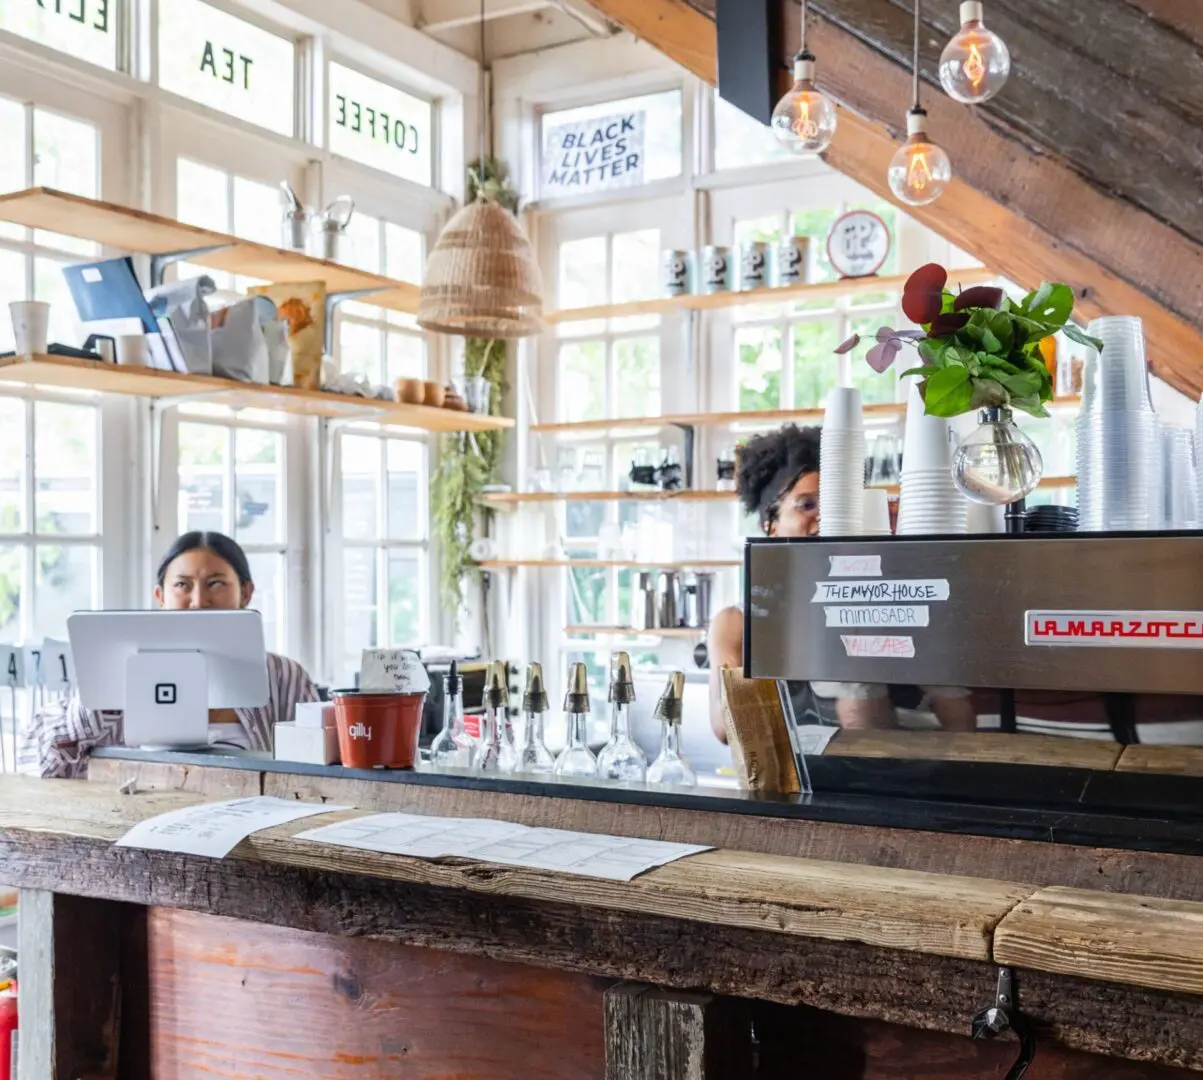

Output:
xmin=199 ymin=40 xmax=253 ymax=90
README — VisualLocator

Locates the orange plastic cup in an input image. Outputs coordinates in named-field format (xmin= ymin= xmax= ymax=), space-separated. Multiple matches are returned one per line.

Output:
xmin=332 ymin=691 xmax=426 ymax=769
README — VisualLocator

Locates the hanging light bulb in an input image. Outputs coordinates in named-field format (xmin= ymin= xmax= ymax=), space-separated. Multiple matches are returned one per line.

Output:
xmin=770 ymin=0 xmax=837 ymax=155
xmin=888 ymin=1 xmax=952 ymax=207
xmin=952 ymin=407 xmax=1044 ymax=505
xmin=939 ymin=1 xmax=1011 ymax=104
xmin=888 ymin=108 xmax=953 ymax=206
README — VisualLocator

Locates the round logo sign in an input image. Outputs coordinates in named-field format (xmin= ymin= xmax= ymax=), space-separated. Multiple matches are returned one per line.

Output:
xmin=826 ymin=209 xmax=891 ymax=279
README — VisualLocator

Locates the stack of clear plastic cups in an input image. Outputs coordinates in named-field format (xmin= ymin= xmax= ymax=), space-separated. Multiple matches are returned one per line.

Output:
xmin=1161 ymin=424 xmax=1198 ymax=529
xmin=1076 ymin=316 xmax=1160 ymax=531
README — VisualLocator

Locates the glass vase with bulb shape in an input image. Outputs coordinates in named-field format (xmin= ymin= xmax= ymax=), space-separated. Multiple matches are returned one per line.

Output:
xmin=516 ymin=662 xmax=555 ymax=774
xmin=952 ymin=406 xmax=1044 ymax=505
xmin=888 ymin=109 xmax=952 ymax=207
xmin=429 ymin=660 xmax=473 ymax=769
xmin=647 ymin=672 xmax=696 ymax=787
xmin=597 ymin=652 xmax=647 ymax=782
xmin=475 ymin=660 xmax=508 ymax=774
xmin=939 ymin=1 xmax=1011 ymax=104
xmin=554 ymin=662 xmax=598 ymax=779
xmin=771 ymin=52 xmax=838 ymax=155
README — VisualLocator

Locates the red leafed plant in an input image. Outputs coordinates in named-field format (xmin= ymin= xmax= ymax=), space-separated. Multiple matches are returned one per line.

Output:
xmin=833 ymin=264 xmax=1101 ymax=418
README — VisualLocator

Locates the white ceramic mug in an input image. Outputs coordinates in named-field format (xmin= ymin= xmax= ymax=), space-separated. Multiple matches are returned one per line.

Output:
xmin=115 ymin=335 xmax=150 ymax=368
xmin=9 ymin=301 xmax=50 ymax=355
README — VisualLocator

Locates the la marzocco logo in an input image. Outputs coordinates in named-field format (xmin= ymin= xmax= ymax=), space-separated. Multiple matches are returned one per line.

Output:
xmin=348 ymin=722 xmax=373 ymax=741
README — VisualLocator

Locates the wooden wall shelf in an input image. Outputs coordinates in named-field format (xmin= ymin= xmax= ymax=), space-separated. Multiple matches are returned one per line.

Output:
xmin=565 ymin=625 xmax=706 ymax=638
xmin=0 ymin=187 xmax=421 ymax=314
xmin=478 ymin=559 xmax=741 ymax=570
xmin=543 ymin=267 xmax=998 ymax=324
xmin=480 ymin=477 xmax=1076 ymax=504
xmin=0 ymin=354 xmax=513 ymax=433
xmin=532 ymin=402 xmax=906 ymax=435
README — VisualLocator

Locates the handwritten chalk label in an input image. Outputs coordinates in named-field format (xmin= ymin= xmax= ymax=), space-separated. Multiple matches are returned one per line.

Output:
xmin=1026 ymin=610 xmax=1203 ymax=649
xmin=813 ymin=579 xmax=950 ymax=604
xmin=360 ymin=649 xmax=431 ymax=694
xmin=825 ymin=605 xmax=929 ymax=629
xmin=841 ymin=635 xmax=916 ymax=659
xmin=828 ymin=554 xmax=882 ymax=578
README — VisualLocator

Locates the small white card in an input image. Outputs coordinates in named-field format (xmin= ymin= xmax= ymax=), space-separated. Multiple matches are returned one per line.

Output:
xmin=359 ymin=648 xmax=431 ymax=694
xmin=115 ymin=796 xmax=348 ymax=859
xmin=0 ymin=647 xmax=23 ymax=687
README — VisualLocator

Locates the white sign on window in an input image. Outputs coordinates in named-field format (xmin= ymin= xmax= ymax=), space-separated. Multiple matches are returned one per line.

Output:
xmin=158 ymin=0 xmax=296 ymax=138
xmin=328 ymin=63 xmax=433 ymax=187
xmin=542 ymin=110 xmax=645 ymax=197
xmin=0 ymin=0 xmax=116 ymax=69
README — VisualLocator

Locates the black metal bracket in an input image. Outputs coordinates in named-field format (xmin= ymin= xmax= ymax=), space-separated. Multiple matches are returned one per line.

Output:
xmin=149 ymin=245 xmax=232 ymax=287
xmin=971 ymin=967 xmax=1036 ymax=1080
xmin=324 ymin=288 xmax=390 ymax=355
xmin=669 ymin=421 xmax=696 ymax=490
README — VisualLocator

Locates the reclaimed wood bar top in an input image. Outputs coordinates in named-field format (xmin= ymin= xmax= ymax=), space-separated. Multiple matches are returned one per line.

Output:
xmin=7 ymin=773 xmax=1203 ymax=1068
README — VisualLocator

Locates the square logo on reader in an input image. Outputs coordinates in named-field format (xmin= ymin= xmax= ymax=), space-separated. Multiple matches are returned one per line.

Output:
xmin=154 ymin=682 xmax=177 ymax=706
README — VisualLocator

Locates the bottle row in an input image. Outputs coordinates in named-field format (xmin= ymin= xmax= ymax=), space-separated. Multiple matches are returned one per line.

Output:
xmin=429 ymin=654 xmax=697 ymax=787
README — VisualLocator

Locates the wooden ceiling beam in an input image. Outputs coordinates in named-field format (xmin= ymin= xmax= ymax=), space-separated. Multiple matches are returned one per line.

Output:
xmin=579 ymin=0 xmax=1203 ymax=397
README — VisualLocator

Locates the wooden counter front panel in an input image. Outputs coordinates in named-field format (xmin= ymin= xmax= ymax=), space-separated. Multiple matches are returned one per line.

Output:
xmin=146 ymin=908 xmax=607 ymax=1078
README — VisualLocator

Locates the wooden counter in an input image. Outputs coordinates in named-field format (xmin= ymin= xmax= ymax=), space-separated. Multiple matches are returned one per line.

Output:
xmin=3 ymin=772 xmax=1203 ymax=1078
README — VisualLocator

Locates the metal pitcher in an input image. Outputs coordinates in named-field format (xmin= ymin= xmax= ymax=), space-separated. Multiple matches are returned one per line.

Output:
xmin=309 ymin=195 xmax=355 ymax=262
xmin=683 ymin=572 xmax=715 ymax=629
xmin=657 ymin=571 xmax=682 ymax=629
xmin=631 ymin=572 xmax=657 ymax=631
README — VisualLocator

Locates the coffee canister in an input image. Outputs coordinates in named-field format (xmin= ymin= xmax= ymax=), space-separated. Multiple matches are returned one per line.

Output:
xmin=700 ymin=245 xmax=734 ymax=294
xmin=777 ymin=235 xmax=810 ymax=285
xmin=662 ymin=249 xmax=693 ymax=296
xmin=740 ymin=241 xmax=772 ymax=290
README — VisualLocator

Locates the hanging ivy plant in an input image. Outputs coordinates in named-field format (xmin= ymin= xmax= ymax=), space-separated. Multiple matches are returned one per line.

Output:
xmin=430 ymin=157 xmax=519 ymax=621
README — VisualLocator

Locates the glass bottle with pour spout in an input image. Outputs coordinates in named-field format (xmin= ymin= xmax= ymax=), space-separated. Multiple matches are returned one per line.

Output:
xmin=597 ymin=651 xmax=647 ymax=782
xmin=516 ymin=662 xmax=555 ymax=774
xmin=429 ymin=660 xmax=473 ymax=769
xmin=496 ymin=662 xmax=520 ymax=773
xmin=554 ymin=661 xmax=598 ymax=778
xmin=475 ymin=660 xmax=509 ymax=773
xmin=647 ymin=671 xmax=696 ymax=787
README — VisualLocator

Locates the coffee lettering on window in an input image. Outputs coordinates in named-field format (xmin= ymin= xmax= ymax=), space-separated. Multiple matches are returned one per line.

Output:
xmin=334 ymin=93 xmax=421 ymax=156
xmin=199 ymin=40 xmax=254 ymax=90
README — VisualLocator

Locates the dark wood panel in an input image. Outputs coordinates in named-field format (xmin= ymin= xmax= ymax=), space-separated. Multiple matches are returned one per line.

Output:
xmin=147 ymin=907 xmax=607 ymax=1079
xmin=755 ymin=1005 xmax=1201 ymax=1080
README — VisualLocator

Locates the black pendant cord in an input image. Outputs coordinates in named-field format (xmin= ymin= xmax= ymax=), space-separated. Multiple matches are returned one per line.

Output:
xmin=800 ymin=0 xmax=808 ymax=53
xmin=478 ymin=0 xmax=487 ymax=190
xmin=912 ymin=0 xmax=922 ymax=110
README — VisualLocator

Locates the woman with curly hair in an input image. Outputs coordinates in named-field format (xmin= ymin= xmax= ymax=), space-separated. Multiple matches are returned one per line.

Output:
xmin=707 ymin=423 xmax=976 ymax=743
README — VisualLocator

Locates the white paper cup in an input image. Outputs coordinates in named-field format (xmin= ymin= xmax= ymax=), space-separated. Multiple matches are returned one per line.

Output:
xmin=116 ymin=335 xmax=150 ymax=368
xmin=823 ymin=386 xmax=865 ymax=431
xmin=10 ymin=301 xmax=49 ymax=355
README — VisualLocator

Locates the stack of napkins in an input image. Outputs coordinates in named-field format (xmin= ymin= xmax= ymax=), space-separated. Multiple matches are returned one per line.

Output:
xmin=274 ymin=701 xmax=338 ymax=766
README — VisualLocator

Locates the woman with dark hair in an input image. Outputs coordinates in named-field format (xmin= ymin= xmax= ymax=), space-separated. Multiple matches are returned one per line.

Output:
xmin=708 ymin=424 xmax=976 ymax=743
xmin=31 ymin=531 xmax=319 ymax=778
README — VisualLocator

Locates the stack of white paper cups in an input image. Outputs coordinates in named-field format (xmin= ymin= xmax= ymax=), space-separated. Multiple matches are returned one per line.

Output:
xmin=897 ymin=378 xmax=967 ymax=535
xmin=819 ymin=387 xmax=866 ymax=536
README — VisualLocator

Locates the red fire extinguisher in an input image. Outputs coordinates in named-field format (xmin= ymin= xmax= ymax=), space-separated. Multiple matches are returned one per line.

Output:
xmin=0 ymin=985 xmax=18 ymax=1080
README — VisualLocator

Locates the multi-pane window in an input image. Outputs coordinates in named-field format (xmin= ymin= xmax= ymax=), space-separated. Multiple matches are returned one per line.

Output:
xmin=177 ymin=410 xmax=289 ymax=651
xmin=328 ymin=63 xmax=434 ymax=187
xmin=175 ymin=158 xmax=278 ymax=289
xmin=0 ymin=97 xmax=101 ymax=351
xmin=0 ymin=393 xmax=102 ymax=646
xmin=712 ymin=92 xmax=792 ymax=172
xmin=733 ymin=201 xmax=904 ymax=411
xmin=0 ymin=0 xmax=117 ymax=71
xmin=338 ymin=213 xmax=426 ymax=385
xmin=158 ymin=0 xmax=297 ymax=137
xmin=337 ymin=434 xmax=427 ymax=682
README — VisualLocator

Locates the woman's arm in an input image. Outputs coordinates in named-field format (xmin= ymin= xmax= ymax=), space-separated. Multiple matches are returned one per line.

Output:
xmin=707 ymin=606 xmax=745 ymax=744
xmin=28 ymin=695 xmax=124 ymax=778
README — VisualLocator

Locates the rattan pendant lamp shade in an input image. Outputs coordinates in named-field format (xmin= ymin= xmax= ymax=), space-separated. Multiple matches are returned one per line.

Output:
xmin=417 ymin=0 xmax=544 ymax=339
xmin=417 ymin=197 xmax=544 ymax=338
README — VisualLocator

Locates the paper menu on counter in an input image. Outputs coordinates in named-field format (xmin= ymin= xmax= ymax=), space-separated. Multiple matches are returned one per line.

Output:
xmin=296 ymin=813 xmax=712 ymax=882
xmin=115 ymin=796 xmax=349 ymax=859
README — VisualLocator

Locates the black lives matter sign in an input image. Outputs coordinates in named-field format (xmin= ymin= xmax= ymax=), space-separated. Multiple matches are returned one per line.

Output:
xmin=542 ymin=111 xmax=645 ymax=196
